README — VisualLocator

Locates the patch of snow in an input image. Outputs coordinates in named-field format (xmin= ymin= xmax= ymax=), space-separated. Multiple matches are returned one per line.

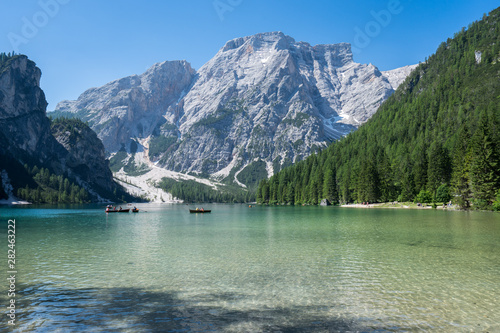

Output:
xmin=319 ymin=113 xmax=350 ymax=140
xmin=338 ymin=113 xmax=360 ymax=124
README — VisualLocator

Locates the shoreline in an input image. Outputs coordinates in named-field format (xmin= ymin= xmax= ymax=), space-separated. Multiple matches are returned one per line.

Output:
xmin=0 ymin=196 xmax=31 ymax=205
xmin=341 ymin=203 xmax=455 ymax=210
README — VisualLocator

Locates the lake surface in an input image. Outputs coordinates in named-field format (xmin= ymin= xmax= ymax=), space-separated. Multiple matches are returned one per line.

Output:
xmin=0 ymin=204 xmax=499 ymax=332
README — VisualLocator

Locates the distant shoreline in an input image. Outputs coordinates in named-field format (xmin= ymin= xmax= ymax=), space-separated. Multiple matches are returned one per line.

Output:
xmin=0 ymin=197 xmax=31 ymax=205
xmin=341 ymin=202 xmax=455 ymax=210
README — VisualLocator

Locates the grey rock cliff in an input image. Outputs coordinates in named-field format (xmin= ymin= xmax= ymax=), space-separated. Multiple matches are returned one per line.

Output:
xmin=0 ymin=55 xmax=116 ymax=196
xmin=0 ymin=55 xmax=61 ymax=163
xmin=55 ymin=60 xmax=196 ymax=152
xmin=50 ymin=119 xmax=114 ymax=192
xmin=166 ymin=32 xmax=415 ymax=177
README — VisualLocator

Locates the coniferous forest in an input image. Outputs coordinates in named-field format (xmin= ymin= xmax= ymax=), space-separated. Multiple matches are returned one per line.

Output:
xmin=158 ymin=178 xmax=253 ymax=203
xmin=16 ymin=165 xmax=90 ymax=204
xmin=257 ymin=8 xmax=500 ymax=210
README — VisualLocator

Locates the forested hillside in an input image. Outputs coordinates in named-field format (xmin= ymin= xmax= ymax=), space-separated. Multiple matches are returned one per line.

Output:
xmin=158 ymin=178 xmax=252 ymax=203
xmin=258 ymin=8 xmax=500 ymax=210
xmin=1 ymin=117 xmax=134 ymax=204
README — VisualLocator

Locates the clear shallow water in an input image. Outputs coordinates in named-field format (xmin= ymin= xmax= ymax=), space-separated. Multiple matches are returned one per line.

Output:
xmin=0 ymin=204 xmax=499 ymax=332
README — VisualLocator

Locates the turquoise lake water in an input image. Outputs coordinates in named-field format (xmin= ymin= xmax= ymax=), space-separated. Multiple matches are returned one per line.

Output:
xmin=0 ymin=204 xmax=499 ymax=332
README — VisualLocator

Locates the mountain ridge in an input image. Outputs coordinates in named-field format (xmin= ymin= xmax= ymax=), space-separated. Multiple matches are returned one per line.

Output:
xmin=257 ymin=9 xmax=500 ymax=209
xmin=52 ymin=31 xmax=416 ymax=190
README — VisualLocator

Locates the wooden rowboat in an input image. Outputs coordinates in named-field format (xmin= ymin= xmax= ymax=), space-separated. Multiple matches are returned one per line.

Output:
xmin=106 ymin=208 xmax=130 ymax=213
xmin=189 ymin=209 xmax=211 ymax=213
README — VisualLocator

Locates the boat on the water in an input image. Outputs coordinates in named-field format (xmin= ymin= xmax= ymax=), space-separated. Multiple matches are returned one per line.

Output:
xmin=189 ymin=209 xmax=211 ymax=213
xmin=132 ymin=208 xmax=139 ymax=213
xmin=106 ymin=209 xmax=130 ymax=213
xmin=106 ymin=205 xmax=130 ymax=213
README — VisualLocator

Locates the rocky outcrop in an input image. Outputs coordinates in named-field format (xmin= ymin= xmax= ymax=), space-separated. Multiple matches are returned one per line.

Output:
xmin=170 ymin=32 xmax=415 ymax=177
xmin=381 ymin=65 xmax=418 ymax=91
xmin=0 ymin=55 xmax=64 ymax=167
xmin=0 ymin=55 xmax=117 ymax=198
xmin=320 ymin=199 xmax=331 ymax=206
xmin=53 ymin=32 xmax=416 ymax=186
xmin=55 ymin=60 xmax=195 ymax=152
xmin=50 ymin=119 xmax=114 ymax=192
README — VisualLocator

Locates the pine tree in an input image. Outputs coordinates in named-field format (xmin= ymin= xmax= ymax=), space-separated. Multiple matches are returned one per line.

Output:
xmin=469 ymin=110 xmax=500 ymax=208
xmin=322 ymin=168 xmax=337 ymax=204
xmin=286 ymin=182 xmax=295 ymax=205
xmin=427 ymin=141 xmax=451 ymax=194
xmin=451 ymin=125 xmax=472 ymax=208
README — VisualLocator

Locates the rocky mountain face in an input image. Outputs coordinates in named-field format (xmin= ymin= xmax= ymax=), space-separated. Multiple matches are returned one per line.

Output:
xmin=0 ymin=55 xmax=117 ymax=200
xmin=0 ymin=55 xmax=62 ymax=164
xmin=54 ymin=32 xmax=416 ymax=186
xmin=55 ymin=60 xmax=196 ymax=152
xmin=50 ymin=118 xmax=115 ymax=194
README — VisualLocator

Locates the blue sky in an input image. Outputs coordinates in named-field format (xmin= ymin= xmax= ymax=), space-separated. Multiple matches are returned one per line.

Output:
xmin=1 ymin=0 xmax=498 ymax=109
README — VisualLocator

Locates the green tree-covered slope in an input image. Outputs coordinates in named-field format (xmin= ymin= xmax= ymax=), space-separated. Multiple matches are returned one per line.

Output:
xmin=258 ymin=8 xmax=500 ymax=210
xmin=1 ymin=117 xmax=136 ymax=204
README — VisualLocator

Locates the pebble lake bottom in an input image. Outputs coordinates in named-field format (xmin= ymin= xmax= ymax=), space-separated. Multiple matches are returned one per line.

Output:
xmin=0 ymin=204 xmax=498 ymax=332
